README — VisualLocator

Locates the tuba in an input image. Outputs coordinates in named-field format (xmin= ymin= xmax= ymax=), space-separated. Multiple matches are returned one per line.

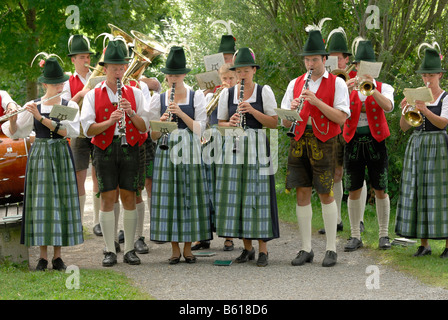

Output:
xmin=122 ymin=30 xmax=165 ymax=86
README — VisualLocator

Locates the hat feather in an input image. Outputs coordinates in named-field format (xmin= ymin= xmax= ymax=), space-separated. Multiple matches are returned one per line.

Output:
xmin=351 ymin=36 xmax=366 ymax=56
xmin=211 ymin=20 xmax=236 ymax=35
xmin=418 ymin=41 xmax=441 ymax=58
xmin=31 ymin=52 xmax=64 ymax=67
xmin=305 ymin=17 xmax=332 ymax=32
xmin=326 ymin=27 xmax=347 ymax=49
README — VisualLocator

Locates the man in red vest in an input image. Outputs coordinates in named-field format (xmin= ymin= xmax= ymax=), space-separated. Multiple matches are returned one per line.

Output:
xmin=80 ymin=40 xmax=150 ymax=267
xmin=62 ymin=35 xmax=103 ymax=236
xmin=281 ymin=29 xmax=350 ymax=267
xmin=343 ymin=40 xmax=394 ymax=252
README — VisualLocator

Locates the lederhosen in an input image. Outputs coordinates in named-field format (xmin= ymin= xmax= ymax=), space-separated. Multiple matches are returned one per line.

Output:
xmin=215 ymin=84 xmax=279 ymax=241
xmin=396 ymin=92 xmax=448 ymax=239
xmin=150 ymin=90 xmax=212 ymax=243
xmin=21 ymin=99 xmax=83 ymax=247
xmin=343 ymin=82 xmax=389 ymax=192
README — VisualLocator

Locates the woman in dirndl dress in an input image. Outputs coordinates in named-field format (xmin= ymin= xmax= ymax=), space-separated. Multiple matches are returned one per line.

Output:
xmin=395 ymin=44 xmax=448 ymax=258
xmin=149 ymin=46 xmax=212 ymax=264
xmin=215 ymin=47 xmax=279 ymax=267
xmin=1 ymin=55 xmax=83 ymax=271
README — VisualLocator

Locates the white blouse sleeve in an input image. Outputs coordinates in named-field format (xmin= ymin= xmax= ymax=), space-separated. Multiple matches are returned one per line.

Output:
xmin=63 ymin=100 xmax=80 ymax=138
xmin=261 ymin=85 xmax=278 ymax=116
xmin=217 ymin=87 xmax=230 ymax=121
xmin=1 ymin=100 xmax=34 ymax=139
xmin=193 ymin=90 xmax=207 ymax=135
xmin=79 ymin=89 xmax=97 ymax=138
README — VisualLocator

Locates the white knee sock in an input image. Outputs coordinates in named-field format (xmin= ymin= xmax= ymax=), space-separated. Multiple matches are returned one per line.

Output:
xmin=99 ymin=210 xmax=116 ymax=254
xmin=333 ymin=181 xmax=343 ymax=224
xmin=322 ymin=201 xmax=338 ymax=252
xmin=123 ymin=209 xmax=138 ymax=254
xmin=93 ymin=193 xmax=100 ymax=225
xmin=376 ymin=195 xmax=390 ymax=238
xmin=348 ymin=197 xmax=363 ymax=239
xmin=296 ymin=204 xmax=313 ymax=253
xmin=79 ymin=194 xmax=86 ymax=225
xmin=135 ymin=201 xmax=145 ymax=239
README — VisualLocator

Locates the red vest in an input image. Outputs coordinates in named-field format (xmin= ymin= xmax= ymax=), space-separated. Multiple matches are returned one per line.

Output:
xmin=91 ymin=85 xmax=141 ymax=149
xmin=349 ymin=70 xmax=357 ymax=79
xmin=127 ymin=80 xmax=148 ymax=146
xmin=69 ymin=74 xmax=85 ymax=97
xmin=292 ymin=73 xmax=341 ymax=142
xmin=343 ymin=81 xmax=390 ymax=143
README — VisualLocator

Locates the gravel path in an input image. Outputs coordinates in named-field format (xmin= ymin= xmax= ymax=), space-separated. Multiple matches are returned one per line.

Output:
xmin=3 ymin=172 xmax=448 ymax=300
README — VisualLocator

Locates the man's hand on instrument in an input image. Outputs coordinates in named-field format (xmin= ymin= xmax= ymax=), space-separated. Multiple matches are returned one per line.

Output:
xmin=346 ymin=78 xmax=357 ymax=92
xmin=110 ymin=109 xmax=123 ymax=123
xmin=300 ymin=89 xmax=319 ymax=106
xmin=291 ymin=98 xmax=301 ymax=111
xmin=120 ymin=98 xmax=133 ymax=115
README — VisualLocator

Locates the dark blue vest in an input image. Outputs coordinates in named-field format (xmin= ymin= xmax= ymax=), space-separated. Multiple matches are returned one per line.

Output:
xmin=228 ymin=84 xmax=264 ymax=129
xmin=33 ymin=98 xmax=69 ymax=139
xmin=160 ymin=90 xmax=195 ymax=130
xmin=415 ymin=92 xmax=448 ymax=131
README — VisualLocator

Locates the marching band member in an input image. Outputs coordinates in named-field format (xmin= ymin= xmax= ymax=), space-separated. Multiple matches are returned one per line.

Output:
xmin=215 ymin=47 xmax=279 ymax=267
xmin=0 ymin=90 xmax=19 ymax=121
xmin=396 ymin=43 xmax=448 ymax=258
xmin=80 ymin=40 xmax=150 ymax=267
xmin=62 ymin=34 xmax=101 ymax=234
xmin=343 ymin=39 xmax=394 ymax=252
xmin=2 ymin=55 xmax=83 ymax=271
xmin=282 ymin=29 xmax=350 ymax=268
xmin=149 ymin=46 xmax=211 ymax=264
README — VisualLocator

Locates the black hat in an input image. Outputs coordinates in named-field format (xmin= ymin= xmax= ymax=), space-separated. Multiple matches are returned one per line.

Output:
xmin=229 ymin=47 xmax=260 ymax=70
xmin=99 ymin=40 xmax=130 ymax=66
xmin=67 ymin=35 xmax=94 ymax=57
xmin=218 ymin=35 xmax=236 ymax=54
xmin=37 ymin=57 xmax=69 ymax=84
xmin=160 ymin=46 xmax=191 ymax=74
xmin=300 ymin=30 xmax=328 ymax=56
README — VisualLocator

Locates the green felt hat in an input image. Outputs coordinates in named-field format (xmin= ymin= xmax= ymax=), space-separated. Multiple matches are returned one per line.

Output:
xmin=416 ymin=47 xmax=446 ymax=73
xmin=300 ymin=30 xmax=328 ymax=56
xmin=354 ymin=40 xmax=376 ymax=62
xmin=327 ymin=29 xmax=351 ymax=56
xmin=67 ymin=34 xmax=94 ymax=57
xmin=218 ymin=35 xmax=236 ymax=54
xmin=160 ymin=46 xmax=191 ymax=74
xmin=37 ymin=57 xmax=69 ymax=84
xmin=99 ymin=40 xmax=130 ymax=66
xmin=229 ymin=47 xmax=259 ymax=70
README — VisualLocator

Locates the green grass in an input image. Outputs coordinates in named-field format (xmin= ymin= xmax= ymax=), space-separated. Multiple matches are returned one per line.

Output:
xmin=277 ymin=188 xmax=448 ymax=289
xmin=0 ymin=260 xmax=153 ymax=300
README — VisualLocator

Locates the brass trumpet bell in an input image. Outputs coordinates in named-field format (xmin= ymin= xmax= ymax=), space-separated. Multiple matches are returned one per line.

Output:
xmin=402 ymin=104 xmax=423 ymax=127
xmin=359 ymin=79 xmax=375 ymax=96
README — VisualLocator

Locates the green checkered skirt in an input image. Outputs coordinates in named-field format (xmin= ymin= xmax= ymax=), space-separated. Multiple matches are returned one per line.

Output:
xmin=395 ymin=131 xmax=448 ymax=239
xmin=150 ymin=129 xmax=212 ymax=242
xmin=215 ymin=129 xmax=279 ymax=240
xmin=22 ymin=139 xmax=83 ymax=247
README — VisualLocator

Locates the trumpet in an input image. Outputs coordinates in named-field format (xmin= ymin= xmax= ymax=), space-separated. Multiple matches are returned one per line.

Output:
xmin=0 ymin=91 xmax=67 ymax=122
xmin=159 ymin=82 xmax=176 ymax=150
xmin=331 ymin=63 xmax=355 ymax=82
xmin=402 ymin=103 xmax=423 ymax=127
xmin=287 ymin=69 xmax=313 ymax=138
xmin=354 ymin=76 xmax=375 ymax=96
xmin=116 ymin=78 xmax=128 ymax=147
xmin=233 ymin=79 xmax=245 ymax=153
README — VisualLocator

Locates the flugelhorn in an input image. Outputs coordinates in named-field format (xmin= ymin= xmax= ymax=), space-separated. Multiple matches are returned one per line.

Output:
xmin=159 ymin=82 xmax=176 ymax=150
xmin=287 ymin=69 xmax=313 ymax=138
xmin=402 ymin=103 xmax=423 ymax=127
xmin=0 ymin=91 xmax=67 ymax=122
xmin=354 ymin=75 xmax=375 ymax=96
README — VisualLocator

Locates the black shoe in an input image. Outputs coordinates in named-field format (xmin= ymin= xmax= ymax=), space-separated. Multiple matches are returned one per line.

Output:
xmin=169 ymin=254 xmax=181 ymax=265
xmin=118 ymin=230 xmax=124 ymax=244
xmin=379 ymin=236 xmax=391 ymax=250
xmin=223 ymin=240 xmax=234 ymax=251
xmin=52 ymin=257 xmax=67 ymax=271
xmin=103 ymin=241 xmax=121 ymax=254
xmin=413 ymin=246 xmax=432 ymax=257
xmin=134 ymin=236 xmax=149 ymax=254
xmin=291 ymin=250 xmax=314 ymax=266
xmin=235 ymin=248 xmax=255 ymax=263
xmin=184 ymin=254 xmax=197 ymax=264
xmin=318 ymin=222 xmax=343 ymax=235
xmin=35 ymin=258 xmax=48 ymax=271
xmin=123 ymin=250 xmax=141 ymax=265
xmin=256 ymin=252 xmax=269 ymax=267
xmin=191 ymin=240 xmax=210 ymax=251
xmin=440 ymin=248 xmax=448 ymax=259
xmin=102 ymin=252 xmax=117 ymax=267
xmin=322 ymin=250 xmax=337 ymax=267
xmin=344 ymin=237 xmax=363 ymax=252
xmin=93 ymin=223 xmax=102 ymax=236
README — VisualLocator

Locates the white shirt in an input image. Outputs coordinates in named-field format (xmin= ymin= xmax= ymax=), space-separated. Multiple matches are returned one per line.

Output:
xmin=1 ymin=98 xmax=80 ymax=139
xmin=148 ymin=89 xmax=207 ymax=135
xmin=432 ymin=90 xmax=448 ymax=119
xmin=357 ymin=79 xmax=394 ymax=127
xmin=0 ymin=90 xmax=17 ymax=111
xmin=217 ymin=84 xmax=278 ymax=121
xmin=62 ymin=70 xmax=92 ymax=101
xmin=80 ymin=81 xmax=149 ymax=138
xmin=281 ymin=70 xmax=350 ymax=126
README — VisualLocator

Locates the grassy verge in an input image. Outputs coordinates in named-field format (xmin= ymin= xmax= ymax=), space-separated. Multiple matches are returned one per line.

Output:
xmin=277 ymin=188 xmax=448 ymax=290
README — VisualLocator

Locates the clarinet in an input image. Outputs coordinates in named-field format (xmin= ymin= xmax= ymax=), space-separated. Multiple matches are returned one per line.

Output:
xmin=159 ymin=82 xmax=176 ymax=150
xmin=116 ymin=78 xmax=128 ymax=147
xmin=286 ymin=69 xmax=313 ymax=138
xmin=233 ymin=79 xmax=245 ymax=153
